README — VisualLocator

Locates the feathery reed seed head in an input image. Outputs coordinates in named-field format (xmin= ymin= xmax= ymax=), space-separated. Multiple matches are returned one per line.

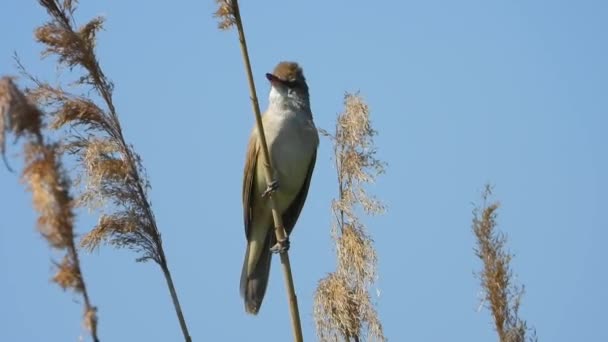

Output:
xmin=36 ymin=14 xmax=105 ymax=74
xmin=51 ymin=97 xmax=106 ymax=130
xmin=214 ymin=0 xmax=236 ymax=30
xmin=22 ymin=143 xmax=75 ymax=248
xmin=473 ymin=185 xmax=536 ymax=342
xmin=314 ymin=273 xmax=362 ymax=340
xmin=1 ymin=75 xmax=99 ymax=340
xmin=336 ymin=224 xmax=377 ymax=284
xmin=0 ymin=77 xmax=44 ymax=161
xmin=29 ymin=0 xmax=163 ymax=264
xmin=53 ymin=255 xmax=83 ymax=291
xmin=315 ymin=93 xmax=385 ymax=341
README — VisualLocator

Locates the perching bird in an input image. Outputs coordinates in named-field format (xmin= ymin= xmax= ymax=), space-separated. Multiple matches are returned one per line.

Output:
xmin=240 ymin=61 xmax=319 ymax=314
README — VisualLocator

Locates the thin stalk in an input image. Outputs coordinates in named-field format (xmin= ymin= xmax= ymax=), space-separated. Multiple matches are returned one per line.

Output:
xmin=159 ymin=251 xmax=192 ymax=342
xmin=337 ymin=145 xmax=345 ymax=233
xmin=66 ymin=242 xmax=99 ymax=342
xmin=231 ymin=1 xmax=303 ymax=341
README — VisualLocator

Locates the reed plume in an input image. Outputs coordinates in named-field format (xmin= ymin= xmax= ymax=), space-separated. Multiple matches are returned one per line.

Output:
xmin=314 ymin=93 xmax=386 ymax=342
xmin=17 ymin=1 xmax=192 ymax=340
xmin=473 ymin=185 xmax=537 ymax=342
xmin=0 ymin=77 xmax=99 ymax=342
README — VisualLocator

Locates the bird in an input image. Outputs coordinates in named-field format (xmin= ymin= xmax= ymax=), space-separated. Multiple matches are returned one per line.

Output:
xmin=240 ymin=61 xmax=319 ymax=314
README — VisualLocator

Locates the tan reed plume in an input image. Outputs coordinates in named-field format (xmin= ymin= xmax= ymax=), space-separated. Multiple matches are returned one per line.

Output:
xmin=0 ymin=76 xmax=99 ymax=342
xmin=473 ymin=184 xmax=537 ymax=342
xmin=314 ymin=93 xmax=386 ymax=342
xmin=214 ymin=1 xmax=304 ymax=341
xmin=20 ymin=1 xmax=192 ymax=340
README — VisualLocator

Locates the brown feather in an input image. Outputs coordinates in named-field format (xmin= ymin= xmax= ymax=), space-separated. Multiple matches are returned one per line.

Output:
xmin=242 ymin=131 xmax=259 ymax=238
xmin=282 ymin=150 xmax=317 ymax=236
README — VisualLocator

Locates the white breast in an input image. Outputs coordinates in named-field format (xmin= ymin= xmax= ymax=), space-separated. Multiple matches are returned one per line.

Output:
xmin=262 ymin=109 xmax=318 ymax=197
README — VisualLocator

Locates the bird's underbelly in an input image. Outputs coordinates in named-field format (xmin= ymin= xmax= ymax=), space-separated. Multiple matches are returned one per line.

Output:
xmin=273 ymin=148 xmax=312 ymax=209
xmin=256 ymin=134 xmax=314 ymax=212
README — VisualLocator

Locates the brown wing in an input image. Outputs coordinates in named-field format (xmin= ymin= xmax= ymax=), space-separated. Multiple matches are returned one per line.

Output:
xmin=242 ymin=133 xmax=259 ymax=238
xmin=281 ymin=150 xmax=317 ymax=236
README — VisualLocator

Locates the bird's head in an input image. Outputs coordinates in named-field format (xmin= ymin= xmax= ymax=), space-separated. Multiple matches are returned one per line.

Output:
xmin=266 ymin=61 xmax=310 ymax=111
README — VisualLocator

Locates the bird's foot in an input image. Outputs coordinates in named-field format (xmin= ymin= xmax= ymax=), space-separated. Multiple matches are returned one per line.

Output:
xmin=262 ymin=179 xmax=279 ymax=198
xmin=270 ymin=237 xmax=290 ymax=254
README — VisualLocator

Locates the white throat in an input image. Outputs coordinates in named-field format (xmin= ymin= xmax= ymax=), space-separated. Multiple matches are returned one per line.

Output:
xmin=268 ymin=86 xmax=309 ymax=113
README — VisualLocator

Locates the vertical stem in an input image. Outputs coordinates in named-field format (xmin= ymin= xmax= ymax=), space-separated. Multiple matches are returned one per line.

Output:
xmin=231 ymin=2 xmax=304 ymax=341
xmin=67 ymin=242 xmax=99 ymax=342
xmin=159 ymin=253 xmax=192 ymax=342
xmin=279 ymin=252 xmax=303 ymax=342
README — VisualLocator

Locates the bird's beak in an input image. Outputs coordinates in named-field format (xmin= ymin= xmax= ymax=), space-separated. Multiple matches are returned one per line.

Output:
xmin=266 ymin=73 xmax=284 ymax=86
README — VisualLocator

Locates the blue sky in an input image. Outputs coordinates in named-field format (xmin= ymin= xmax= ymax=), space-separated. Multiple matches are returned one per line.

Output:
xmin=1 ymin=0 xmax=607 ymax=341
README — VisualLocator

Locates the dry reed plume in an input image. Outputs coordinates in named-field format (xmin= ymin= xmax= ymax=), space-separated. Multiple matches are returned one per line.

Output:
xmin=215 ymin=1 xmax=304 ymax=341
xmin=0 ymin=77 xmax=99 ymax=342
xmin=315 ymin=93 xmax=386 ymax=342
xmin=13 ymin=1 xmax=192 ymax=340
xmin=473 ymin=185 xmax=537 ymax=342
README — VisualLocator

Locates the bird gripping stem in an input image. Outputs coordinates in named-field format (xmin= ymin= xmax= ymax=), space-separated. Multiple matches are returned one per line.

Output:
xmin=231 ymin=2 xmax=304 ymax=341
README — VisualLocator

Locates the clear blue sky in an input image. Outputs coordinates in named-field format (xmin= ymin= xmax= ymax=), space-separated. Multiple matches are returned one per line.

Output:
xmin=1 ymin=1 xmax=607 ymax=341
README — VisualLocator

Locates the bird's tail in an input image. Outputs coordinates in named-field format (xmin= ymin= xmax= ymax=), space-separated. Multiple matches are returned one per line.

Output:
xmin=240 ymin=232 xmax=273 ymax=314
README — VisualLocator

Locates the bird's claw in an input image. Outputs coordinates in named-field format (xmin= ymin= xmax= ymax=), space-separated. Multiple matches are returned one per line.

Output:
xmin=262 ymin=179 xmax=279 ymax=198
xmin=270 ymin=237 xmax=290 ymax=254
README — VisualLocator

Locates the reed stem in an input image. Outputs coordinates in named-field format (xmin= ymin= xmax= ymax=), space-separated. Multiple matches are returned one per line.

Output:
xmin=231 ymin=2 xmax=304 ymax=341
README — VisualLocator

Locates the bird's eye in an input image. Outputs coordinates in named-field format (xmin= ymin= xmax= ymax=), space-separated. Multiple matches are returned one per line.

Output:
xmin=284 ymin=80 xmax=299 ymax=89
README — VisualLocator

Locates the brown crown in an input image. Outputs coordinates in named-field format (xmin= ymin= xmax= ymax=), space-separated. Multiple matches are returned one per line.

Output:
xmin=272 ymin=61 xmax=306 ymax=82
